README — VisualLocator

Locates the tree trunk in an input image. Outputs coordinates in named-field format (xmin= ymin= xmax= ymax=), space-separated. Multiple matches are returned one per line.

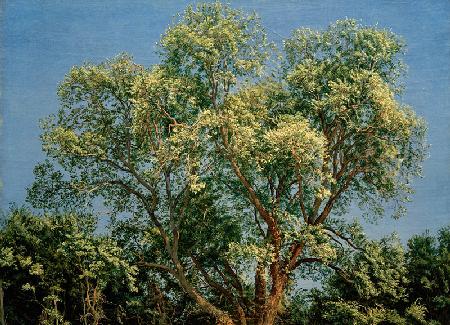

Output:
xmin=176 ymin=270 xmax=235 ymax=324
xmin=236 ymin=306 xmax=247 ymax=325
xmin=255 ymin=275 xmax=286 ymax=325
xmin=216 ymin=314 xmax=235 ymax=325
xmin=254 ymin=263 xmax=266 ymax=310
xmin=150 ymin=281 xmax=171 ymax=325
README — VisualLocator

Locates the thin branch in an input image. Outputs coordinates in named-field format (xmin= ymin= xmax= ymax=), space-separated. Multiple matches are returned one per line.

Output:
xmin=294 ymin=163 xmax=308 ymax=223
xmin=324 ymin=227 xmax=364 ymax=252
xmin=275 ymin=174 xmax=286 ymax=208
xmin=190 ymin=254 xmax=235 ymax=305
xmin=314 ymin=166 xmax=359 ymax=225
xmin=106 ymin=180 xmax=172 ymax=254
xmin=254 ymin=208 xmax=266 ymax=238
xmin=293 ymin=257 xmax=353 ymax=284
xmin=138 ymin=261 xmax=178 ymax=277
xmin=222 ymin=260 xmax=246 ymax=302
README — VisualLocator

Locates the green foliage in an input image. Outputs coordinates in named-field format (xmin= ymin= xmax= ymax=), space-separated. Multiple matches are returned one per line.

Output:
xmin=406 ymin=227 xmax=450 ymax=324
xmin=0 ymin=209 xmax=137 ymax=324
xmin=318 ymin=236 xmax=413 ymax=324
xmin=282 ymin=226 xmax=450 ymax=325
xmin=160 ymin=2 xmax=271 ymax=88
xmin=23 ymin=2 xmax=428 ymax=324
xmin=283 ymin=19 xmax=427 ymax=219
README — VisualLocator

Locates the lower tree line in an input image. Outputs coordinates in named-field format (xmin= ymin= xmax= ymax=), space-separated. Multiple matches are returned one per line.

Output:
xmin=0 ymin=209 xmax=448 ymax=324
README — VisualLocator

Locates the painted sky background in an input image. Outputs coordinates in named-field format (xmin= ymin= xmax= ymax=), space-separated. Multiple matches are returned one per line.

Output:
xmin=1 ymin=0 xmax=449 ymax=240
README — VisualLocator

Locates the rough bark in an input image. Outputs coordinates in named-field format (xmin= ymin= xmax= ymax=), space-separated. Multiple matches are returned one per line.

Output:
xmin=254 ymin=263 xmax=267 ymax=310
xmin=255 ymin=274 xmax=287 ymax=325
xmin=176 ymin=270 xmax=235 ymax=324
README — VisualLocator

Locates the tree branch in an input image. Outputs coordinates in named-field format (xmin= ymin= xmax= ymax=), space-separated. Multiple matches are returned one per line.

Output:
xmin=138 ymin=261 xmax=178 ymax=277
xmin=190 ymin=254 xmax=236 ymax=306
xmin=293 ymin=257 xmax=353 ymax=284
xmin=324 ymin=227 xmax=364 ymax=252
xmin=314 ymin=166 xmax=359 ymax=225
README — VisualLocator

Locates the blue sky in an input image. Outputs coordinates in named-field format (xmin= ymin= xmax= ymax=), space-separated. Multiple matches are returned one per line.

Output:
xmin=1 ymin=0 xmax=449 ymax=239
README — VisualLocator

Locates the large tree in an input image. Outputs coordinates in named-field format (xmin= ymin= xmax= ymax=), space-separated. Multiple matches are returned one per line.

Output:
xmin=28 ymin=3 xmax=426 ymax=324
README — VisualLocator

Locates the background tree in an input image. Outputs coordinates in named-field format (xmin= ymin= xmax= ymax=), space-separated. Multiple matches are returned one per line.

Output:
xmin=27 ymin=2 xmax=427 ymax=324
xmin=281 ymin=226 xmax=450 ymax=325
xmin=0 ymin=209 xmax=137 ymax=324
xmin=406 ymin=227 xmax=450 ymax=324
xmin=292 ymin=236 xmax=427 ymax=324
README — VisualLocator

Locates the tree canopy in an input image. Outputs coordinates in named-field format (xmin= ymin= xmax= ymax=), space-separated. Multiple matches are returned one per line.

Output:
xmin=24 ymin=2 xmax=428 ymax=324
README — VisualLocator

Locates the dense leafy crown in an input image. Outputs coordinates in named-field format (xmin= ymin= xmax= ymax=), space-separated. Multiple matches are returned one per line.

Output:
xmin=25 ymin=3 xmax=427 ymax=324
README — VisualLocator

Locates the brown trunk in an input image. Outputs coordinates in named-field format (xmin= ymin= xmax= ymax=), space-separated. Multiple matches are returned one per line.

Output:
xmin=150 ymin=282 xmax=171 ymax=325
xmin=236 ymin=306 xmax=247 ymax=325
xmin=159 ymin=234 xmax=235 ymax=324
xmin=176 ymin=270 xmax=235 ymax=324
xmin=254 ymin=263 xmax=266 ymax=309
xmin=216 ymin=315 xmax=235 ymax=325
xmin=256 ymin=275 xmax=286 ymax=325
